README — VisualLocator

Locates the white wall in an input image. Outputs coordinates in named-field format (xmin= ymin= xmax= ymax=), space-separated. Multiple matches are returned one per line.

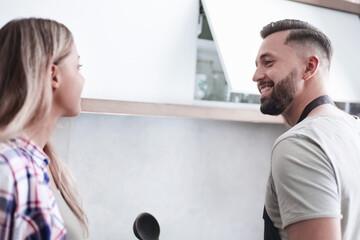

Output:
xmin=0 ymin=0 xmax=198 ymax=104
xmin=51 ymin=114 xmax=285 ymax=239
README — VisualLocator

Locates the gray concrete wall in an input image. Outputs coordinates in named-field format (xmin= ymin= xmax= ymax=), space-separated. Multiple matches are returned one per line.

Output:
xmin=51 ymin=113 xmax=285 ymax=240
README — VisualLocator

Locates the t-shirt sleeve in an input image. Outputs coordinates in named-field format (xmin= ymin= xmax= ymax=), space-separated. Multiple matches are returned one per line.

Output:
xmin=272 ymin=136 xmax=342 ymax=229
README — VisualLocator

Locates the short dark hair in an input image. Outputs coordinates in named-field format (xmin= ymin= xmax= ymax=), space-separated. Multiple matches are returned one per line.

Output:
xmin=260 ymin=19 xmax=333 ymax=67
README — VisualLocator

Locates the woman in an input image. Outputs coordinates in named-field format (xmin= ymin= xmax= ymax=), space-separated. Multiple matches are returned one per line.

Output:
xmin=0 ymin=18 xmax=88 ymax=239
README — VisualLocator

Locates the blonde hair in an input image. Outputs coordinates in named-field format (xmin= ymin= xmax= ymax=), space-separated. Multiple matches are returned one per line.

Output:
xmin=0 ymin=18 xmax=70 ymax=140
xmin=44 ymin=143 xmax=89 ymax=237
xmin=0 ymin=18 xmax=88 ymax=235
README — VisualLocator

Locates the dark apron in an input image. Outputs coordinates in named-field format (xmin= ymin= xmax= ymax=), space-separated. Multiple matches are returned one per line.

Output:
xmin=263 ymin=207 xmax=281 ymax=240
xmin=263 ymin=95 xmax=335 ymax=240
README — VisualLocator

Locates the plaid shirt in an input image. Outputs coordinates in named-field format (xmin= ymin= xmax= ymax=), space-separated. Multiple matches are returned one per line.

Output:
xmin=0 ymin=137 xmax=66 ymax=239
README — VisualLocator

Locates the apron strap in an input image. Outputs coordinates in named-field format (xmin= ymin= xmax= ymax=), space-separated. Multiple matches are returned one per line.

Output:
xmin=297 ymin=95 xmax=335 ymax=123
xmin=263 ymin=207 xmax=281 ymax=240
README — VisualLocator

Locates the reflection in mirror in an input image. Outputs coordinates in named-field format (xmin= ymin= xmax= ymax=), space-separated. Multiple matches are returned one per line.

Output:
xmin=195 ymin=1 xmax=261 ymax=104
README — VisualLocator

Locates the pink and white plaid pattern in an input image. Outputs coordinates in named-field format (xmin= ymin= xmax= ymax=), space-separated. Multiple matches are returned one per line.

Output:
xmin=0 ymin=137 xmax=66 ymax=239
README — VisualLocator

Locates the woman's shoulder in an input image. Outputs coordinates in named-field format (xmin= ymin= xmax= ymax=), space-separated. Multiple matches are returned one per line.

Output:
xmin=0 ymin=139 xmax=29 ymax=167
xmin=1 ymin=137 xmax=48 ymax=166
xmin=0 ymin=138 xmax=41 ymax=185
xmin=0 ymin=137 xmax=49 ymax=198
xmin=0 ymin=140 xmax=22 ymax=192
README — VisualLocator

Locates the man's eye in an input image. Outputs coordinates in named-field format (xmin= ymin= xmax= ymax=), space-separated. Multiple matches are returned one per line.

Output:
xmin=264 ymin=60 xmax=273 ymax=66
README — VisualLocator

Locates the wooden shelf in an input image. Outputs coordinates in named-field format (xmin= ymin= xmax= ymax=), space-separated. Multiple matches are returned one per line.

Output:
xmin=80 ymin=98 xmax=284 ymax=124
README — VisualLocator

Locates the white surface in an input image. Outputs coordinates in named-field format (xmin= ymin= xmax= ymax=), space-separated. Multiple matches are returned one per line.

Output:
xmin=0 ymin=0 xmax=198 ymax=104
xmin=52 ymin=113 xmax=286 ymax=240
xmin=202 ymin=0 xmax=360 ymax=102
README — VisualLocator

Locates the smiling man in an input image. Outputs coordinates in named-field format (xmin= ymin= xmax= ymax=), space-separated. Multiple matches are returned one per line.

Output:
xmin=253 ymin=19 xmax=360 ymax=240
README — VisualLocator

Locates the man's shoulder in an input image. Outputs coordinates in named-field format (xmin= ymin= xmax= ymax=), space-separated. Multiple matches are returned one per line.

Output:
xmin=275 ymin=115 xmax=349 ymax=144
xmin=273 ymin=119 xmax=318 ymax=149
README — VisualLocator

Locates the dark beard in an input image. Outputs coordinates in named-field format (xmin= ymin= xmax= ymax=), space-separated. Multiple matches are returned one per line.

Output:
xmin=260 ymin=69 xmax=297 ymax=115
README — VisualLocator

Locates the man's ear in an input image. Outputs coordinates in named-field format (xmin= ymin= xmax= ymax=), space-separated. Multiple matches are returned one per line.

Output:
xmin=303 ymin=56 xmax=319 ymax=81
xmin=51 ymin=64 xmax=60 ymax=89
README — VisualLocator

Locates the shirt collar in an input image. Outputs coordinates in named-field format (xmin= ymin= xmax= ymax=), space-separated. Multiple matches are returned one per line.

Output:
xmin=10 ymin=137 xmax=50 ymax=169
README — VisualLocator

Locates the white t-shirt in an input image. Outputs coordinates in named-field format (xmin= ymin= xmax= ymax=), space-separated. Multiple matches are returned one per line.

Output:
xmin=265 ymin=114 xmax=360 ymax=240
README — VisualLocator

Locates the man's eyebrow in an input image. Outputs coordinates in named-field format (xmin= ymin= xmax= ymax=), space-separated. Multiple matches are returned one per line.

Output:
xmin=260 ymin=53 xmax=273 ymax=60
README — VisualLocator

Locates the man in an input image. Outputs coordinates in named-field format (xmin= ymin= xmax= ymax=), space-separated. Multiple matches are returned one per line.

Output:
xmin=253 ymin=19 xmax=360 ymax=240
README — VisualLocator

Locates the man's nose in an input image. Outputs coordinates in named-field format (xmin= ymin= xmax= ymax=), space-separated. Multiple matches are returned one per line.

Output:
xmin=252 ymin=68 xmax=265 ymax=82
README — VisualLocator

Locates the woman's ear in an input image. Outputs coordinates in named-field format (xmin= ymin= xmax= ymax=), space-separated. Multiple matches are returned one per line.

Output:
xmin=303 ymin=56 xmax=320 ymax=81
xmin=51 ymin=64 xmax=60 ymax=90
